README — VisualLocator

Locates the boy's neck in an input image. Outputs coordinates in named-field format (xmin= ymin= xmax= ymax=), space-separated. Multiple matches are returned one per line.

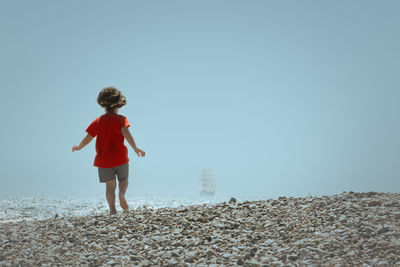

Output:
xmin=105 ymin=108 xmax=119 ymax=114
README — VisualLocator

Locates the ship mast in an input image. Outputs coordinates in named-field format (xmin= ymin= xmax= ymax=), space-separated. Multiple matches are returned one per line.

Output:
xmin=199 ymin=169 xmax=216 ymax=195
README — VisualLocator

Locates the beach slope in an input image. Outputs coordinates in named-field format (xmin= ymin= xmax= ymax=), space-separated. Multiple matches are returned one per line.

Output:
xmin=1 ymin=192 xmax=399 ymax=266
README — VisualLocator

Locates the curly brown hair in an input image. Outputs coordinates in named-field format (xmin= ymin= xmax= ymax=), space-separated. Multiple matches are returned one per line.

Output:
xmin=97 ymin=87 xmax=127 ymax=113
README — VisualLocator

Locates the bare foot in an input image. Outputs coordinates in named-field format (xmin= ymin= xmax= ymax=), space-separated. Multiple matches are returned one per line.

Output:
xmin=119 ymin=194 xmax=129 ymax=210
xmin=110 ymin=209 xmax=117 ymax=216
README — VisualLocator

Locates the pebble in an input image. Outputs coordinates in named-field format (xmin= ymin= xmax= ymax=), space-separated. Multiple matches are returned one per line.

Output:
xmin=1 ymin=191 xmax=399 ymax=266
xmin=229 ymin=197 xmax=237 ymax=204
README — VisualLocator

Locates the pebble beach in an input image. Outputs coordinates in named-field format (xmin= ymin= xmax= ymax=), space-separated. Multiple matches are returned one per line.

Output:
xmin=1 ymin=191 xmax=399 ymax=266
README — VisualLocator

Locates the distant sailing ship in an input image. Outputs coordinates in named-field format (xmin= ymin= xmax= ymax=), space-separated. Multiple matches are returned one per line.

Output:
xmin=199 ymin=169 xmax=216 ymax=196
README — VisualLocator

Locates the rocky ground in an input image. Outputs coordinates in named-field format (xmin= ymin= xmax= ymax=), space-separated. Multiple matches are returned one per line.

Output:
xmin=1 ymin=191 xmax=399 ymax=266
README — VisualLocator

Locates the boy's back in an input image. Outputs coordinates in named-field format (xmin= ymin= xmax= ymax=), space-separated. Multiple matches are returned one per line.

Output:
xmin=87 ymin=113 xmax=130 ymax=168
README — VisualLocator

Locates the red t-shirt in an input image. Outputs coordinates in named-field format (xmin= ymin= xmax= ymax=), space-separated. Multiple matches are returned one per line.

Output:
xmin=86 ymin=113 xmax=130 ymax=168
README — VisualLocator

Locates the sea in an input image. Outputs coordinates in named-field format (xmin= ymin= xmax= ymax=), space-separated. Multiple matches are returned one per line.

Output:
xmin=0 ymin=194 xmax=265 ymax=224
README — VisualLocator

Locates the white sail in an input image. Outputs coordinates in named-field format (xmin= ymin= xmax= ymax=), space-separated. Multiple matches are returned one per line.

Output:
xmin=199 ymin=169 xmax=216 ymax=195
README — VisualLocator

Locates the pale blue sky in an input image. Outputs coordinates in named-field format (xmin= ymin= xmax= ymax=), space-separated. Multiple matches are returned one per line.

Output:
xmin=0 ymin=0 xmax=399 ymax=197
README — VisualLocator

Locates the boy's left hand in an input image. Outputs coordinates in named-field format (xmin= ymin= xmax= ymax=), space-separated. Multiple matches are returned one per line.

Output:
xmin=134 ymin=148 xmax=146 ymax=157
xmin=72 ymin=145 xmax=81 ymax=152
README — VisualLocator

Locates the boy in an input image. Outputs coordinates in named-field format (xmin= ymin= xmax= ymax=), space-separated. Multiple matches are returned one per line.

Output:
xmin=72 ymin=87 xmax=145 ymax=215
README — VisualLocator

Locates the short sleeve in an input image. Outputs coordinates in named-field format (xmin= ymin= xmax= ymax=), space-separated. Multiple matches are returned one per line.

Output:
xmin=121 ymin=116 xmax=130 ymax=128
xmin=86 ymin=119 xmax=98 ymax=137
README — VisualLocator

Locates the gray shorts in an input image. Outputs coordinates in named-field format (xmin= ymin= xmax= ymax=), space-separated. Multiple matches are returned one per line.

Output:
xmin=98 ymin=162 xmax=129 ymax=183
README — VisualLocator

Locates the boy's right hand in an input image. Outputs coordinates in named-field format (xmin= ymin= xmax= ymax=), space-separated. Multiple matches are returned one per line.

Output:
xmin=134 ymin=148 xmax=146 ymax=157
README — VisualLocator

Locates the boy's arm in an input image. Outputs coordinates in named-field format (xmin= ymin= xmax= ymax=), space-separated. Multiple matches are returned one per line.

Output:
xmin=72 ymin=134 xmax=94 ymax=152
xmin=121 ymin=127 xmax=146 ymax=157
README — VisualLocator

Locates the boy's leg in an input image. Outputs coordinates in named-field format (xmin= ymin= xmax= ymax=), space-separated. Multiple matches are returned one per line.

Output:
xmin=118 ymin=179 xmax=129 ymax=210
xmin=105 ymin=180 xmax=117 ymax=215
